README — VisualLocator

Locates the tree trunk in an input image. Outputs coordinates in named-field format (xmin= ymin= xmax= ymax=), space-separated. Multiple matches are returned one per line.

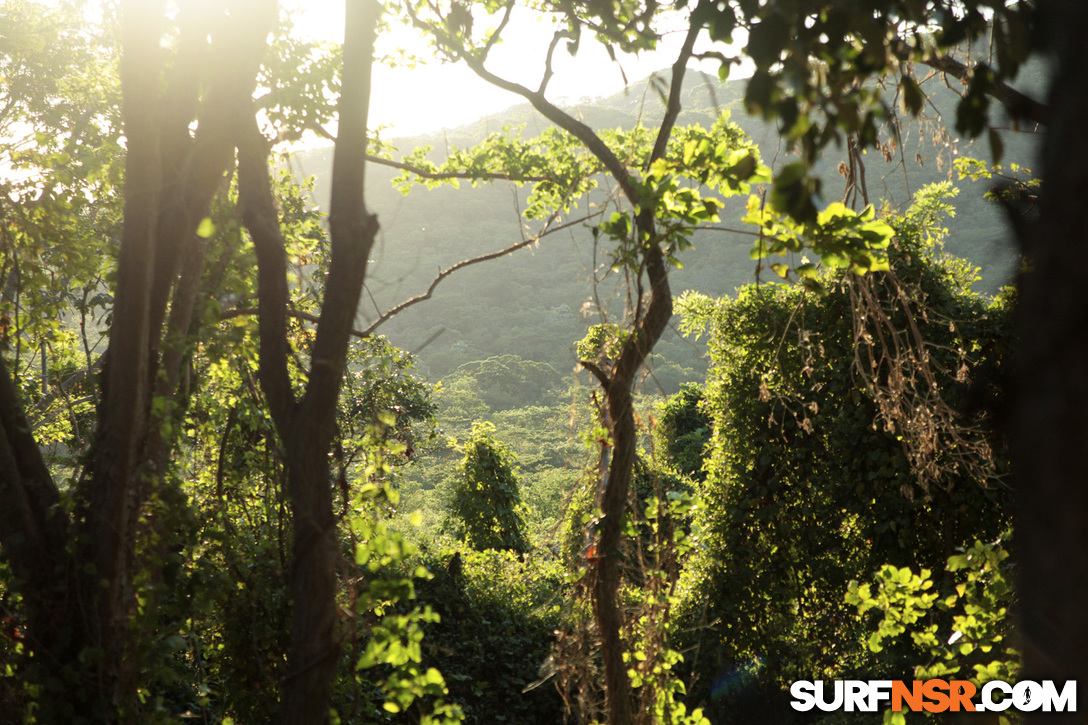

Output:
xmin=595 ymin=387 xmax=638 ymax=725
xmin=277 ymin=438 xmax=343 ymax=723
xmin=236 ymin=2 xmax=381 ymax=721
xmin=1017 ymin=2 xmax=1088 ymax=720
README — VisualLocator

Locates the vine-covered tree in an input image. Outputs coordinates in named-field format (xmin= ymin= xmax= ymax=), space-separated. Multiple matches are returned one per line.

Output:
xmin=541 ymin=0 xmax=1085 ymax=712
xmin=675 ymin=185 xmax=1013 ymax=718
xmin=448 ymin=422 xmax=531 ymax=553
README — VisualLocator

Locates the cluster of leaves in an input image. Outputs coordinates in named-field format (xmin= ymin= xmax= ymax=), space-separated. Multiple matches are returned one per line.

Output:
xmin=388 ymin=126 xmax=605 ymax=220
xmin=846 ymin=535 xmax=1017 ymax=724
xmin=350 ymin=494 xmax=464 ymax=725
xmin=745 ymin=194 xmax=895 ymax=288
xmin=653 ymin=384 xmax=711 ymax=483
xmin=440 ymin=355 xmax=563 ymax=414
xmin=591 ymin=118 xmax=770 ymax=276
xmin=0 ymin=1 xmax=122 ymax=473
xmin=723 ymin=0 xmax=1033 ymax=161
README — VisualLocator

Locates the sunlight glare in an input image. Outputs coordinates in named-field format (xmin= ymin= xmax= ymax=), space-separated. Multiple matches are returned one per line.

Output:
xmin=285 ymin=1 xmax=736 ymax=138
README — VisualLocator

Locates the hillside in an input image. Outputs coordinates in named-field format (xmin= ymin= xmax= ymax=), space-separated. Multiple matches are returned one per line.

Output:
xmin=291 ymin=68 xmax=1039 ymax=386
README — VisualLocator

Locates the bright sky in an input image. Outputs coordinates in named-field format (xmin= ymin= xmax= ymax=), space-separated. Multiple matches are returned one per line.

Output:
xmin=286 ymin=1 xmax=735 ymax=138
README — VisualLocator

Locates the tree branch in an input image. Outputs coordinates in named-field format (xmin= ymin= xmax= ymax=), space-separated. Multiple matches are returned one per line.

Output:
xmin=301 ymin=0 xmax=381 ymax=428
xmin=0 ymin=355 xmax=63 ymax=584
xmin=221 ymin=209 xmax=604 ymax=339
xmin=365 ymin=153 xmax=553 ymax=184
xmin=649 ymin=0 xmax=706 ymax=164
xmin=891 ymin=40 xmax=1050 ymax=127
xmin=453 ymin=51 xmax=641 ymax=206
xmin=147 ymin=0 xmax=278 ymax=350
xmin=238 ymin=118 xmax=297 ymax=434
xmin=361 ymin=208 xmax=600 ymax=335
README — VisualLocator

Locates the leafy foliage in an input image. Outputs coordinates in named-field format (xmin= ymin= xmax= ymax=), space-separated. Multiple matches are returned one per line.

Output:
xmin=409 ymin=548 xmax=566 ymax=724
xmin=447 ymin=422 xmax=531 ymax=553
xmin=654 ymin=384 xmax=712 ymax=482
xmin=674 ymin=187 xmax=1013 ymax=717
xmin=846 ymin=535 xmax=1017 ymax=689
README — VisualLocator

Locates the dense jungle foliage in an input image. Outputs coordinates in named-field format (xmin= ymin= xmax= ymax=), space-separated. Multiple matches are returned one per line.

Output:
xmin=0 ymin=0 xmax=1064 ymax=723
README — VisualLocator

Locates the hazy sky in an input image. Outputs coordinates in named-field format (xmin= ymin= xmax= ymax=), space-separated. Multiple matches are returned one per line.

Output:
xmin=287 ymin=1 xmax=736 ymax=137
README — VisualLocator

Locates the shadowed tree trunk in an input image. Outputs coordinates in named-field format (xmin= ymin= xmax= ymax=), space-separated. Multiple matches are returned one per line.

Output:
xmin=238 ymin=1 xmax=382 ymax=721
xmin=1017 ymin=2 xmax=1088 ymax=721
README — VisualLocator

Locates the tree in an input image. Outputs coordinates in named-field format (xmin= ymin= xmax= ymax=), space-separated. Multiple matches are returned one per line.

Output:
xmin=1012 ymin=4 xmax=1088 ymax=710
xmin=675 ymin=186 xmax=1012 ymax=717
xmin=395 ymin=6 xmax=773 ymax=718
xmin=0 ymin=0 xmax=383 ymax=721
xmin=448 ymin=422 xmax=531 ymax=553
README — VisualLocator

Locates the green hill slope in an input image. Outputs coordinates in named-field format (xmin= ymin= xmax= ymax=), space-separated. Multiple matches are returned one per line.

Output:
xmin=291 ymin=68 xmax=1039 ymax=386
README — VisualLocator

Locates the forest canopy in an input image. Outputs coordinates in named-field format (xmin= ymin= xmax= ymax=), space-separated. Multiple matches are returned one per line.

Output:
xmin=2 ymin=1 xmax=1083 ymax=724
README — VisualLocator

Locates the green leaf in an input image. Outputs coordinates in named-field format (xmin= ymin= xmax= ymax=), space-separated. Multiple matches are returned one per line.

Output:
xmin=196 ymin=217 xmax=217 ymax=238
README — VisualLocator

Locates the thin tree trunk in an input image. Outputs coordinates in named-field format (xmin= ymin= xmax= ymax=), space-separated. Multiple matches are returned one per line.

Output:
xmin=237 ymin=2 xmax=381 ymax=721
xmin=594 ymin=387 xmax=638 ymax=725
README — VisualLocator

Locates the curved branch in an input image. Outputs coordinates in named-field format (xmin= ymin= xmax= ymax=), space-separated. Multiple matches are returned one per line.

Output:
xmin=539 ymin=27 xmax=567 ymax=96
xmin=481 ymin=0 xmax=515 ymax=59
xmin=361 ymin=208 xmax=599 ymax=335
xmin=301 ymin=121 xmax=559 ymax=184
xmin=649 ymin=0 xmax=706 ymax=164
xmin=453 ymin=50 xmax=641 ymax=205
xmin=891 ymin=40 xmax=1050 ymax=127
xmin=364 ymin=153 xmax=554 ymax=184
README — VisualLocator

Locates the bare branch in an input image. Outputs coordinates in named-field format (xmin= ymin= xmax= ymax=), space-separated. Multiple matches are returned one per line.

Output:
xmin=219 ymin=305 xmax=367 ymax=337
xmin=649 ymin=0 xmax=706 ymax=164
xmin=364 ymin=153 xmax=554 ymax=183
xmin=482 ymin=0 xmax=515 ymax=59
xmin=539 ymin=27 xmax=567 ymax=96
xmin=361 ymin=208 xmax=600 ymax=335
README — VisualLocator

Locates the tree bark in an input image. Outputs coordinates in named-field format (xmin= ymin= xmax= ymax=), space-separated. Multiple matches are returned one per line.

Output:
xmin=80 ymin=1 xmax=165 ymax=709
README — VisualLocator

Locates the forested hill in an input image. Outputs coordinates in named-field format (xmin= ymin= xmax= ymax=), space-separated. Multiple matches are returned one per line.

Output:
xmin=292 ymin=69 xmax=1037 ymax=386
